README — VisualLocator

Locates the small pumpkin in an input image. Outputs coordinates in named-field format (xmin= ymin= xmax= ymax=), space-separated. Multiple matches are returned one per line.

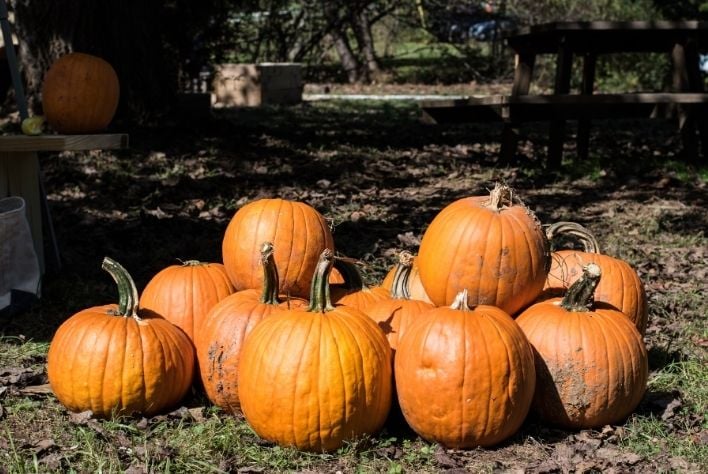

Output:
xmin=139 ymin=260 xmax=234 ymax=343
xmin=330 ymin=257 xmax=389 ymax=311
xmin=380 ymin=254 xmax=433 ymax=304
xmin=222 ymin=198 xmax=334 ymax=298
xmin=417 ymin=183 xmax=550 ymax=314
xmin=395 ymin=289 xmax=536 ymax=448
xmin=517 ymin=263 xmax=648 ymax=429
xmin=238 ymin=249 xmax=392 ymax=452
xmin=542 ymin=221 xmax=648 ymax=334
xmin=47 ymin=258 xmax=194 ymax=418
xmin=42 ymin=52 xmax=120 ymax=133
xmin=195 ymin=242 xmax=306 ymax=413
xmin=364 ymin=251 xmax=434 ymax=352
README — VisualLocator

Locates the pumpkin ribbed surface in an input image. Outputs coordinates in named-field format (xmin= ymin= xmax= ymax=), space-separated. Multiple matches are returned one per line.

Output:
xmin=517 ymin=300 xmax=648 ymax=428
xmin=518 ymin=263 xmax=648 ymax=429
xmin=238 ymin=249 xmax=391 ymax=452
xmin=395 ymin=296 xmax=535 ymax=448
xmin=222 ymin=198 xmax=334 ymax=298
xmin=47 ymin=307 xmax=194 ymax=417
xmin=139 ymin=261 xmax=234 ymax=342
xmin=417 ymin=185 xmax=549 ymax=314
xmin=42 ymin=52 xmax=120 ymax=133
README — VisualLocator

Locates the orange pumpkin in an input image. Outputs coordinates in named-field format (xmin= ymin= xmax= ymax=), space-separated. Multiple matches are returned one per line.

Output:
xmin=47 ymin=258 xmax=194 ymax=418
xmin=417 ymin=184 xmax=550 ymax=314
xmin=330 ymin=257 xmax=389 ymax=311
xmin=364 ymin=251 xmax=434 ymax=352
xmin=42 ymin=52 xmax=120 ymax=133
xmin=238 ymin=249 xmax=392 ymax=452
xmin=542 ymin=221 xmax=648 ymax=334
xmin=222 ymin=198 xmax=334 ymax=298
xmin=196 ymin=243 xmax=306 ymax=413
xmin=139 ymin=260 xmax=234 ymax=343
xmin=380 ymin=253 xmax=433 ymax=304
xmin=395 ymin=290 xmax=536 ymax=448
xmin=517 ymin=263 xmax=648 ymax=429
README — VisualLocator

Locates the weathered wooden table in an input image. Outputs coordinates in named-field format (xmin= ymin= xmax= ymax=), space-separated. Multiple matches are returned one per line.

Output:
xmin=422 ymin=21 xmax=708 ymax=166
xmin=0 ymin=134 xmax=129 ymax=272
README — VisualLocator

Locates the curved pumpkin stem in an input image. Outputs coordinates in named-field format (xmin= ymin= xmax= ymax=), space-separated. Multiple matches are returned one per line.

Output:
xmin=259 ymin=241 xmax=281 ymax=305
xmin=332 ymin=256 xmax=365 ymax=291
xmin=545 ymin=221 xmax=601 ymax=253
xmin=560 ymin=263 xmax=601 ymax=312
xmin=178 ymin=259 xmax=207 ymax=267
xmin=307 ymin=249 xmax=336 ymax=313
xmin=390 ymin=251 xmax=414 ymax=300
xmin=450 ymin=289 xmax=471 ymax=312
xmin=101 ymin=257 xmax=140 ymax=319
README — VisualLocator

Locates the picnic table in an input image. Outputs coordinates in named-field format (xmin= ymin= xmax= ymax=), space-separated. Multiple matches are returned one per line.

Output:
xmin=422 ymin=21 xmax=708 ymax=166
xmin=0 ymin=134 xmax=129 ymax=273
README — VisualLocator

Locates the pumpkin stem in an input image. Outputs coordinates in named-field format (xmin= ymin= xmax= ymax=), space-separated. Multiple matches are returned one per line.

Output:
xmin=486 ymin=183 xmax=514 ymax=211
xmin=332 ymin=257 xmax=365 ymax=291
xmin=101 ymin=257 xmax=140 ymax=318
xmin=560 ymin=263 xmax=602 ymax=312
xmin=545 ymin=221 xmax=601 ymax=253
xmin=178 ymin=259 xmax=205 ymax=267
xmin=450 ymin=289 xmax=471 ymax=311
xmin=259 ymin=241 xmax=281 ymax=305
xmin=307 ymin=249 xmax=336 ymax=313
xmin=390 ymin=251 xmax=414 ymax=299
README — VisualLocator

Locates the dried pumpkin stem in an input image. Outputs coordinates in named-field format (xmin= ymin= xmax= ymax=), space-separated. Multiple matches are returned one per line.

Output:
xmin=487 ymin=183 xmax=513 ymax=211
xmin=390 ymin=251 xmax=414 ymax=300
xmin=307 ymin=249 xmax=335 ymax=313
xmin=450 ymin=289 xmax=471 ymax=311
xmin=101 ymin=257 xmax=140 ymax=318
xmin=259 ymin=242 xmax=281 ymax=305
xmin=545 ymin=221 xmax=601 ymax=253
xmin=179 ymin=259 xmax=205 ymax=266
xmin=560 ymin=263 xmax=602 ymax=312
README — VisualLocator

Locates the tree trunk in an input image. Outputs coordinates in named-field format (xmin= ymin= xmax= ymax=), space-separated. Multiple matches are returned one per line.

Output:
xmin=323 ymin=2 xmax=362 ymax=83
xmin=12 ymin=0 xmax=176 ymax=122
xmin=352 ymin=8 xmax=381 ymax=79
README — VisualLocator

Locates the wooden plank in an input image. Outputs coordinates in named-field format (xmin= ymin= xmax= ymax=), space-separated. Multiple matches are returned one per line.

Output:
xmin=0 ymin=134 xmax=128 ymax=152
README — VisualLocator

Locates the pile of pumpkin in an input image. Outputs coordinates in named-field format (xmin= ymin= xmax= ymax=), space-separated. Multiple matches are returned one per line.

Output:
xmin=46 ymin=184 xmax=648 ymax=452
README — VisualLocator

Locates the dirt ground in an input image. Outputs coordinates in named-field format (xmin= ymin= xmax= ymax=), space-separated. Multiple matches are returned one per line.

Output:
xmin=1 ymin=84 xmax=706 ymax=472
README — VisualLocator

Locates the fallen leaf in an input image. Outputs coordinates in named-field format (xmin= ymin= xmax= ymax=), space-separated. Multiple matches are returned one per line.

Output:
xmin=69 ymin=410 xmax=93 ymax=424
xmin=662 ymin=398 xmax=683 ymax=421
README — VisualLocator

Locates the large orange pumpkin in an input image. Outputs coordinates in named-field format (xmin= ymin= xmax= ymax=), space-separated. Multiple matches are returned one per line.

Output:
xmin=139 ymin=260 xmax=234 ymax=343
xmin=42 ymin=52 xmax=120 ymax=133
xmin=47 ymin=258 xmax=194 ymax=418
xmin=395 ymin=290 xmax=536 ymax=448
xmin=542 ymin=221 xmax=648 ymax=334
xmin=417 ymin=184 xmax=550 ymax=314
xmin=222 ymin=198 xmax=334 ymax=298
xmin=364 ymin=251 xmax=434 ymax=352
xmin=195 ymin=243 xmax=306 ymax=413
xmin=517 ymin=263 xmax=648 ymax=429
xmin=238 ymin=249 xmax=392 ymax=452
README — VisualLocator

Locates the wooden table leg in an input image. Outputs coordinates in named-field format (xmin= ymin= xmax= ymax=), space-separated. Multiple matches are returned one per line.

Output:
xmin=548 ymin=44 xmax=573 ymax=168
xmin=0 ymin=151 xmax=45 ymax=274
xmin=501 ymin=53 xmax=535 ymax=164
xmin=577 ymin=53 xmax=597 ymax=161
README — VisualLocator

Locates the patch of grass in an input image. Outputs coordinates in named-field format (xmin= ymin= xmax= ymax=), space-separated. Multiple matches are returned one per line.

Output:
xmin=621 ymin=359 xmax=708 ymax=465
xmin=0 ymin=336 xmax=49 ymax=367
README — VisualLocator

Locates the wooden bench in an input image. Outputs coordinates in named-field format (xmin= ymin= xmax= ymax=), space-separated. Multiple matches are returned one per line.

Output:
xmin=422 ymin=92 xmax=708 ymax=122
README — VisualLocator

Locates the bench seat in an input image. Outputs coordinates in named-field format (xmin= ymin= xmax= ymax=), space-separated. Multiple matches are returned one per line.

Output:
xmin=421 ymin=93 xmax=708 ymax=124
